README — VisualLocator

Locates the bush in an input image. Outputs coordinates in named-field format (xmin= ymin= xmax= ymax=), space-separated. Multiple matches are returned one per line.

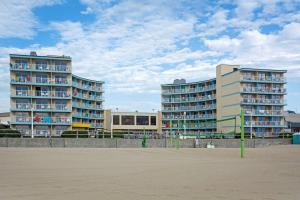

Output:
xmin=61 ymin=130 xmax=89 ymax=138
xmin=0 ymin=129 xmax=21 ymax=137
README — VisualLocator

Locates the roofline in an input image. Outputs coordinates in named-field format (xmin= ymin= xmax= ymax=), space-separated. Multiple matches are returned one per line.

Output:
xmin=72 ymin=74 xmax=104 ymax=84
xmin=240 ymin=68 xmax=287 ymax=73
xmin=9 ymin=54 xmax=72 ymax=61
xmin=161 ymin=78 xmax=216 ymax=87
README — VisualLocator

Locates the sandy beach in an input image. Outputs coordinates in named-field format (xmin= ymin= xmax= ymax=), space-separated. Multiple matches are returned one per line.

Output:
xmin=0 ymin=146 xmax=299 ymax=200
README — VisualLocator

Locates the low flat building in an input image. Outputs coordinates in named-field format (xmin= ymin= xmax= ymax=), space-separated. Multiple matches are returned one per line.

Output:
xmin=104 ymin=110 xmax=162 ymax=137
xmin=0 ymin=112 xmax=10 ymax=125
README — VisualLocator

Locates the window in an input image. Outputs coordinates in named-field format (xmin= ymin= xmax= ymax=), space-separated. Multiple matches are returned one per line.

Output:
xmin=121 ymin=115 xmax=134 ymax=125
xmin=55 ymin=61 xmax=67 ymax=71
xmin=150 ymin=116 xmax=156 ymax=125
xmin=113 ymin=115 xmax=120 ymax=125
xmin=36 ymin=74 xmax=48 ymax=83
xmin=35 ymin=61 xmax=48 ymax=70
xmin=136 ymin=116 xmax=149 ymax=125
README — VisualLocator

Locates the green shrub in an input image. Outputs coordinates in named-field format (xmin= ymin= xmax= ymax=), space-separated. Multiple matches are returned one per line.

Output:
xmin=0 ymin=129 xmax=21 ymax=137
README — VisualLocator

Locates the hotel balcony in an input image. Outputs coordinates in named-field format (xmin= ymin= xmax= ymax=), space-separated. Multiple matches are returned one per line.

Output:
xmin=72 ymin=82 xmax=103 ymax=92
xmin=72 ymin=102 xmax=103 ymax=110
xmin=162 ymin=95 xmax=216 ymax=103
xmin=162 ymin=104 xmax=216 ymax=112
xmin=162 ymin=85 xmax=216 ymax=94
xmin=242 ymin=87 xmax=286 ymax=94
xmin=11 ymin=116 xmax=72 ymax=125
xmin=244 ymin=110 xmax=283 ymax=116
xmin=162 ymin=114 xmax=216 ymax=120
xmin=11 ymin=77 xmax=70 ymax=86
xmin=90 ymin=123 xmax=104 ymax=128
xmin=10 ymin=63 xmax=71 ymax=73
xmin=241 ymin=75 xmax=286 ymax=83
xmin=73 ymin=112 xmax=104 ymax=119
xmin=163 ymin=122 xmax=217 ymax=129
xmin=244 ymin=121 xmax=285 ymax=127
xmin=72 ymin=93 xmax=103 ymax=101
xmin=241 ymin=98 xmax=286 ymax=105
xmin=11 ymin=90 xmax=71 ymax=99
xmin=11 ymin=103 xmax=71 ymax=112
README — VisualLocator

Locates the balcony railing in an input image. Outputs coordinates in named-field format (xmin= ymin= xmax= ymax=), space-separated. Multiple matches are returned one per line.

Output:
xmin=162 ymin=85 xmax=216 ymax=94
xmin=162 ymin=104 xmax=216 ymax=111
xmin=11 ymin=116 xmax=71 ymax=124
xmin=244 ymin=121 xmax=285 ymax=127
xmin=162 ymin=95 xmax=216 ymax=103
xmin=12 ymin=90 xmax=71 ymax=98
xmin=164 ymin=122 xmax=217 ymax=129
xmin=72 ymin=102 xmax=103 ymax=110
xmin=241 ymin=98 xmax=285 ymax=104
xmin=11 ymin=103 xmax=71 ymax=111
xmin=11 ymin=77 xmax=70 ymax=85
xmin=90 ymin=123 xmax=103 ymax=128
xmin=163 ymin=114 xmax=216 ymax=120
xmin=242 ymin=87 xmax=286 ymax=94
xmin=242 ymin=76 xmax=286 ymax=82
xmin=244 ymin=110 xmax=283 ymax=116
xmin=10 ymin=63 xmax=71 ymax=72
xmin=73 ymin=113 xmax=103 ymax=119
xmin=72 ymin=82 xmax=103 ymax=92
xmin=73 ymin=93 xmax=103 ymax=101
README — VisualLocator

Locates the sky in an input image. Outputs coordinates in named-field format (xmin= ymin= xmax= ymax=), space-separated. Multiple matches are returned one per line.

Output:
xmin=0 ymin=0 xmax=300 ymax=112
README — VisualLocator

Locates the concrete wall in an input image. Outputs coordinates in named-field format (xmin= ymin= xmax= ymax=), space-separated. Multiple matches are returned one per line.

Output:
xmin=0 ymin=138 xmax=292 ymax=148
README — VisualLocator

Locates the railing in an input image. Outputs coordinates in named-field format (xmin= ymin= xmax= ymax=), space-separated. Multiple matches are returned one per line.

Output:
xmin=12 ymin=90 xmax=71 ymax=98
xmin=90 ymin=123 xmax=104 ymax=128
xmin=73 ymin=113 xmax=103 ymax=118
xmin=14 ymin=90 xmax=30 ymax=96
xmin=162 ymin=114 xmax=216 ymax=120
xmin=244 ymin=121 xmax=284 ymax=126
xmin=163 ymin=123 xmax=217 ymax=129
xmin=162 ymin=85 xmax=216 ymax=94
xmin=162 ymin=95 xmax=216 ymax=103
xmin=72 ymin=103 xmax=103 ymax=109
xmin=10 ymin=63 xmax=71 ymax=72
xmin=242 ymin=76 xmax=286 ymax=82
xmin=54 ymin=104 xmax=69 ymax=111
xmin=162 ymin=104 xmax=216 ymax=111
xmin=11 ymin=116 xmax=71 ymax=124
xmin=242 ymin=87 xmax=286 ymax=93
xmin=11 ymin=103 xmax=71 ymax=111
xmin=72 ymin=82 xmax=103 ymax=92
xmin=244 ymin=110 xmax=283 ymax=115
xmin=241 ymin=98 xmax=285 ymax=104
xmin=11 ymin=77 xmax=70 ymax=85
xmin=73 ymin=93 xmax=103 ymax=101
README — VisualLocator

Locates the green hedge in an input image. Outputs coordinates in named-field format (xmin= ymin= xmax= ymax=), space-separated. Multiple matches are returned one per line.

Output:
xmin=61 ymin=130 xmax=89 ymax=138
xmin=0 ymin=129 xmax=21 ymax=137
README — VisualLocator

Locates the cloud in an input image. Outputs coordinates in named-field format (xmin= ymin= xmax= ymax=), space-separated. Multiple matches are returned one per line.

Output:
xmin=0 ymin=0 xmax=63 ymax=39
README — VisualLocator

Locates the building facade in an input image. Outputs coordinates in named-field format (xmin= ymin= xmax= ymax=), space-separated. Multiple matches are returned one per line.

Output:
xmin=162 ymin=64 xmax=287 ymax=138
xmin=104 ymin=110 xmax=162 ymax=136
xmin=72 ymin=75 xmax=104 ymax=130
xmin=161 ymin=79 xmax=217 ymax=136
xmin=10 ymin=52 xmax=104 ymax=137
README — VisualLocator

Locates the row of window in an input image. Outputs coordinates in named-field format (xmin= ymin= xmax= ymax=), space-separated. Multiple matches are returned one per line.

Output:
xmin=113 ymin=115 xmax=156 ymax=126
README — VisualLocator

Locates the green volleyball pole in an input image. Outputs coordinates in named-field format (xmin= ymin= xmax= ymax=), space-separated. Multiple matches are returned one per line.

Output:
xmin=176 ymin=118 xmax=180 ymax=149
xmin=240 ymin=109 xmax=245 ymax=158
xmin=170 ymin=119 xmax=173 ymax=147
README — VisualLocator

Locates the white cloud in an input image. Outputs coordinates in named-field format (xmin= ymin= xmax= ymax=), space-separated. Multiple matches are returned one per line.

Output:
xmin=0 ymin=0 xmax=63 ymax=39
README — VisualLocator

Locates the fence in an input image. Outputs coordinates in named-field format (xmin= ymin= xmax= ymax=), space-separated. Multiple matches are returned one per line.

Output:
xmin=0 ymin=138 xmax=292 ymax=148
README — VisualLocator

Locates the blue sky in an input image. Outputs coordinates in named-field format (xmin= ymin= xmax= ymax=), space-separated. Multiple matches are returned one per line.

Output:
xmin=0 ymin=0 xmax=300 ymax=112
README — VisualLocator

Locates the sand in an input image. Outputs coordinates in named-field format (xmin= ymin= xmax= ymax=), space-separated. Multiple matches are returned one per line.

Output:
xmin=0 ymin=146 xmax=299 ymax=200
